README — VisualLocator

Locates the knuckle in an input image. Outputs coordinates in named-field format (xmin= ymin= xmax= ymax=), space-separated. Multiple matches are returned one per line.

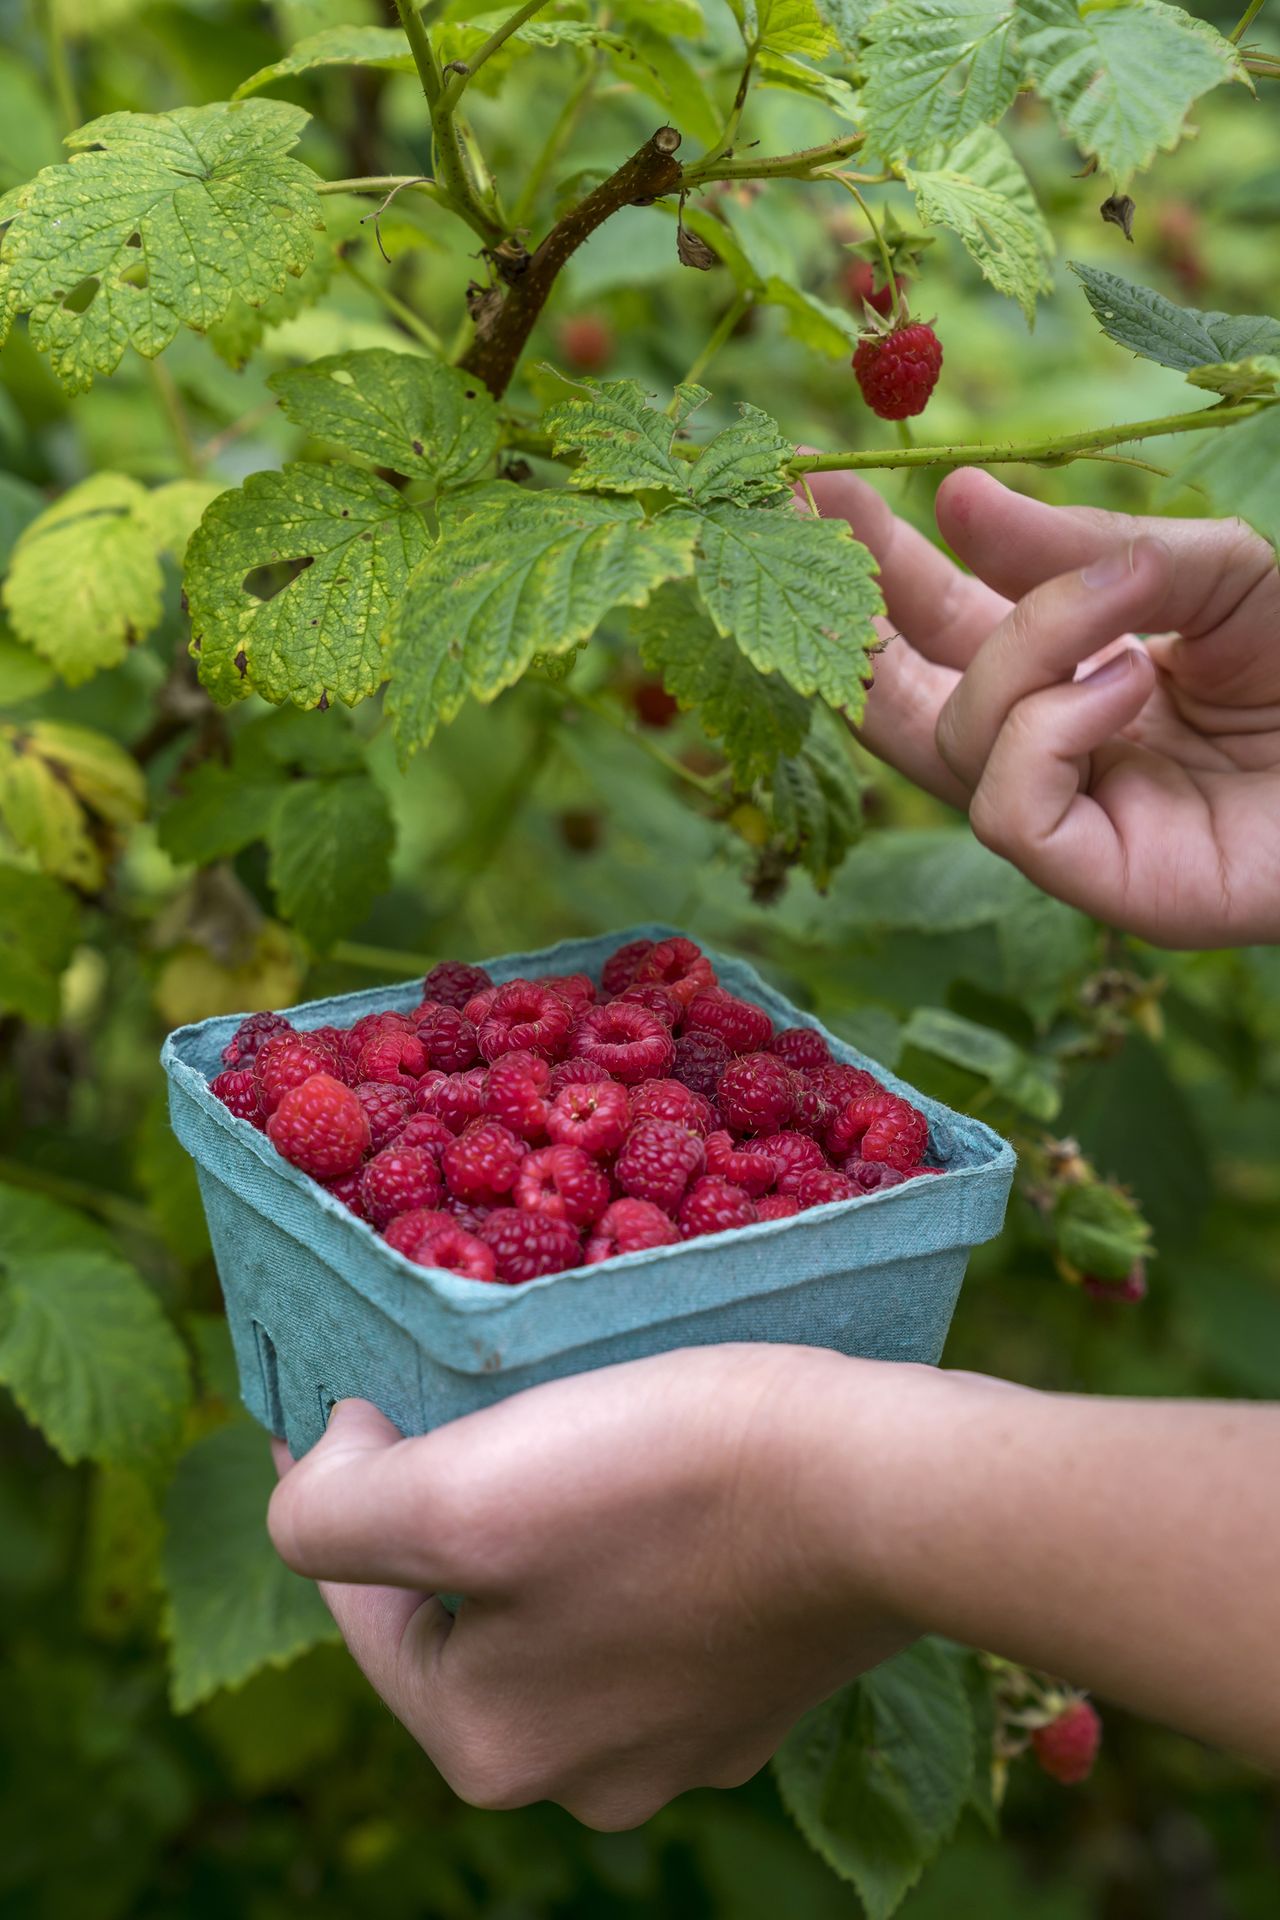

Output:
xmin=969 ymin=779 xmax=1017 ymax=859
xmin=443 ymin=1744 xmax=536 ymax=1813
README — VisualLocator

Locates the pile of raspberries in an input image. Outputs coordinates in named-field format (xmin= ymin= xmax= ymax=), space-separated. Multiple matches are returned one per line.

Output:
xmin=208 ymin=936 xmax=938 ymax=1287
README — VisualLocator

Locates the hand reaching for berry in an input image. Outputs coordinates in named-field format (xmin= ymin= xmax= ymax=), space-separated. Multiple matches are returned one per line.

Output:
xmin=808 ymin=468 xmax=1280 ymax=947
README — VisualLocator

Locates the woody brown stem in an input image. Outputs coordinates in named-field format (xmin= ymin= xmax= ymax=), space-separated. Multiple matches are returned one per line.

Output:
xmin=460 ymin=126 xmax=684 ymax=398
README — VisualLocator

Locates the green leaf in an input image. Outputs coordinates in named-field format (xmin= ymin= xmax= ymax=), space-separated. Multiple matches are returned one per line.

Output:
xmin=0 ymin=865 xmax=79 ymax=1022
xmin=1070 ymin=263 xmax=1280 ymax=372
xmin=0 ymin=736 xmax=103 ymax=887
xmin=157 ymin=761 xmax=288 ymax=865
xmin=269 ymin=347 xmax=500 ymax=486
xmin=267 ymin=774 xmax=395 ymax=949
xmin=2 ymin=473 xmax=163 ymax=685
xmin=185 ymin=461 xmax=431 ymax=709
xmin=901 ymin=1006 xmax=1061 ymax=1120
xmin=633 ymin=582 xmax=810 ymax=783
xmin=543 ymin=378 xmax=694 ymax=494
xmin=137 ymin=478 xmax=225 ymax=559
xmin=0 ymin=471 xmax=44 ymax=573
xmin=761 ymin=277 xmax=861 ymax=357
xmin=0 ymin=101 xmax=323 ymax=392
xmin=0 ymin=719 xmax=145 ymax=888
xmin=756 ymin=50 xmax=860 ymax=120
xmin=161 ymin=1420 xmax=339 ymax=1712
xmin=775 ymin=1641 xmax=974 ymax=1920
xmin=1171 ymin=405 xmax=1280 ymax=550
xmin=1016 ymin=0 xmax=1243 ymax=182
xmin=768 ymin=710 xmax=863 ymax=888
xmin=610 ymin=25 xmax=723 ymax=149
xmin=816 ymin=827 xmax=1039 ymax=935
xmin=0 ymin=1187 xmax=190 ymax=1467
xmin=207 ymin=230 xmax=338 ymax=371
xmin=388 ymin=486 xmax=698 ymax=753
xmin=690 ymin=502 xmax=882 ymax=718
xmin=861 ymin=1 xmax=1021 ymax=159
xmin=1054 ymin=1181 xmax=1153 ymax=1280
xmin=234 ymin=25 xmax=414 ymax=97
xmin=729 ymin=0 xmax=835 ymax=57
xmin=686 ymin=404 xmax=796 ymax=507
xmin=1185 ymin=356 xmax=1280 ymax=401
xmin=814 ymin=0 xmax=880 ymax=44
xmin=905 ymin=126 xmax=1054 ymax=323
xmin=0 ymin=629 xmax=54 ymax=706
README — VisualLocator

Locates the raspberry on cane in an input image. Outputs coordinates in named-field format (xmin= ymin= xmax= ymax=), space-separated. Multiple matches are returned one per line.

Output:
xmin=827 ymin=1091 xmax=928 ymax=1170
xmin=480 ymin=1208 xmax=583 ymax=1284
xmin=423 ymin=959 xmax=492 ymax=1011
xmin=704 ymin=1129 xmax=776 ymax=1197
xmin=211 ymin=1067 xmax=266 ymax=1126
xmin=360 ymin=1145 xmax=444 ymax=1229
xmin=514 ymin=1144 xmax=610 ymax=1228
xmin=632 ymin=936 xmax=716 ymax=1008
xmin=853 ymin=319 xmax=943 ymax=421
xmin=671 ymin=1031 xmax=731 ymax=1101
xmin=678 ymin=1177 xmax=757 ymax=1238
xmin=443 ymin=1120 xmax=526 ymax=1205
xmin=546 ymin=1079 xmax=630 ymax=1156
xmin=1031 ymin=1699 xmax=1101 ymax=1786
xmin=414 ymin=1005 xmax=479 ymax=1072
xmin=684 ymin=988 xmax=773 ymax=1056
xmin=253 ymin=1031 xmax=344 ymax=1115
xmin=354 ymin=1080 xmax=415 ymax=1153
xmin=585 ymin=1197 xmax=680 ymax=1262
xmin=478 ymin=980 xmax=575 ymax=1063
xmin=220 ymin=1009 xmax=292 ymax=1068
xmin=717 ymin=1053 xmax=796 ymax=1135
xmin=615 ymin=1120 xmax=705 ymax=1213
xmin=770 ymin=1026 xmax=832 ymax=1071
xmin=267 ymin=1073 xmax=371 ymax=1179
xmin=571 ymin=1001 xmax=675 ymax=1085
xmin=630 ymin=1078 xmax=715 ymax=1136
xmin=600 ymin=938 xmax=655 ymax=997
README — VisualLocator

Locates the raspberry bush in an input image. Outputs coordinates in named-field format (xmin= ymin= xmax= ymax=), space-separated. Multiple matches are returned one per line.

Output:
xmin=0 ymin=3 xmax=1277 ymax=1916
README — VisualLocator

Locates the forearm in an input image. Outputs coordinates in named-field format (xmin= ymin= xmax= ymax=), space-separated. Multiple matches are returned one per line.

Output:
xmin=799 ymin=1356 xmax=1280 ymax=1768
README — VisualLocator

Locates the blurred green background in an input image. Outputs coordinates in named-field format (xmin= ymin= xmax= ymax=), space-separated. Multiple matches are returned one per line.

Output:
xmin=1 ymin=1 xmax=1278 ymax=1914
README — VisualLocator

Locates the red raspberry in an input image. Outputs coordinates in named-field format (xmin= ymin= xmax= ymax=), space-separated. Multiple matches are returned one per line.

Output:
xmin=478 ymin=980 xmax=574 ymax=1063
xmin=415 ymin=1005 xmax=479 ymax=1072
xmin=789 ymin=1078 xmax=836 ymax=1139
xmin=385 ymin=1209 xmax=497 ymax=1282
xmin=423 ymin=959 xmax=492 ymax=1011
xmin=359 ymin=1144 xmax=444 ymax=1228
xmin=632 ymin=936 xmax=716 ymax=1008
xmin=463 ymin=985 xmax=500 ymax=1026
xmin=684 ymin=988 xmax=772 ymax=1056
xmin=357 ymin=1025 xmax=429 ymax=1088
xmin=353 ymin=1080 xmax=415 ymax=1153
xmin=539 ymin=971 xmax=596 ymax=1007
xmin=810 ymin=1063 xmax=880 ymax=1109
xmin=758 ymin=1131 xmax=826 ymax=1193
xmin=309 ymin=1024 xmax=348 ymax=1055
xmin=546 ymin=1079 xmax=630 ymax=1156
xmin=671 ymin=1031 xmax=731 ymax=1100
xmin=348 ymin=1008 xmax=415 ymax=1050
xmin=267 ymin=1073 xmax=370 ymax=1178
xmin=479 ymin=1207 xmax=582 ymax=1284
xmin=253 ymin=1031 xmax=343 ymax=1115
xmin=584 ymin=1196 xmax=680 ymax=1262
xmin=1082 ymin=1262 xmax=1148 ymax=1304
xmin=383 ymin=1206 xmax=452 ymax=1256
xmin=391 ymin=1111 xmax=454 ymax=1160
xmin=704 ymin=1129 xmax=776 ymax=1197
xmin=717 ymin=1053 xmax=795 ymax=1135
xmin=442 ymin=1120 xmax=526 ymax=1205
xmin=220 ymin=1009 xmax=292 ymax=1067
xmin=443 ymin=1198 xmax=492 ymax=1233
xmin=549 ymin=1057 xmax=612 ymax=1095
xmin=678 ymin=1176 xmax=757 ymax=1239
xmin=1031 ymin=1700 xmax=1101 ymax=1786
xmin=514 ymin=1144 xmax=610 ymax=1228
xmin=419 ymin=1067 xmax=488 ymax=1134
xmin=210 ymin=1067 xmax=266 ymax=1126
xmin=827 ymin=1091 xmax=928 ymax=1170
xmin=615 ymin=1120 xmax=704 ymax=1212
xmin=600 ymin=938 xmax=655 ymax=997
xmin=795 ymin=1168 xmax=860 ymax=1209
xmin=842 ymin=1158 xmax=911 ymax=1193
xmin=613 ymin=982 xmax=682 ymax=1027
xmin=629 ymin=1078 xmax=715 ymax=1136
xmin=853 ymin=319 xmax=943 ymax=421
xmin=756 ymin=1193 xmax=800 ymax=1221
xmin=322 ymin=1168 xmax=370 ymax=1218
xmin=571 ymin=1001 xmax=674 ymax=1085
xmin=483 ymin=1057 xmax=550 ymax=1140
xmin=770 ymin=1026 xmax=831 ymax=1071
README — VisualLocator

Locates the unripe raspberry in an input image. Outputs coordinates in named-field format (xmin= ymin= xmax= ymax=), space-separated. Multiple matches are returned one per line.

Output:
xmin=853 ymin=320 xmax=943 ymax=421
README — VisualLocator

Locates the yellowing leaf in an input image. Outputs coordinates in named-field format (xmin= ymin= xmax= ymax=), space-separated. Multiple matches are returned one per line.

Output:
xmin=2 ymin=473 xmax=162 ymax=685
xmin=269 ymin=347 xmax=500 ymax=487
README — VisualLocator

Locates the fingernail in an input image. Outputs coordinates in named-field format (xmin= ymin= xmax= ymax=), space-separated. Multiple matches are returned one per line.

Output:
xmin=1079 ymin=648 xmax=1139 ymax=690
xmin=1080 ymin=544 xmax=1135 ymax=590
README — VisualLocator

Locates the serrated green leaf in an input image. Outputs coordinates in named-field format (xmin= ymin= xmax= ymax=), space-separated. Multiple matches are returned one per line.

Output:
xmin=157 ymin=761 xmax=288 ymax=865
xmin=901 ymin=1006 xmax=1061 ymax=1119
xmin=0 ymin=865 xmax=79 ymax=1022
xmin=2 ymin=473 xmax=163 ymax=685
xmin=813 ymin=0 xmax=879 ymax=45
xmin=633 ymin=582 xmax=810 ymax=782
xmin=756 ymin=49 xmax=859 ymax=120
xmin=691 ymin=502 xmax=882 ymax=717
xmin=1171 ymin=405 xmax=1280 ymax=551
xmin=267 ymin=774 xmax=394 ymax=949
xmin=905 ymin=126 xmax=1053 ymax=322
xmin=1185 ymin=356 xmax=1280 ymax=400
xmin=185 ymin=461 xmax=431 ymax=709
xmin=815 ymin=826 xmax=1038 ymax=936
xmin=1070 ymin=263 xmax=1280 ymax=372
xmin=0 ymin=630 xmax=55 ymax=706
xmin=775 ymin=1642 xmax=974 ymax=1920
xmin=861 ymin=1 xmax=1021 ymax=159
xmin=762 ymin=277 xmax=861 ymax=356
xmin=729 ymin=0 xmax=835 ymax=57
xmin=1055 ymin=1181 xmax=1153 ymax=1280
xmin=234 ymin=25 xmax=414 ymax=97
xmin=161 ymin=1420 xmax=339 ymax=1712
xmin=1016 ymin=0 xmax=1242 ymax=182
xmin=389 ymin=486 xmax=698 ymax=752
xmin=270 ymin=347 xmax=500 ymax=486
xmin=687 ymin=404 xmax=796 ymax=507
xmin=0 ymin=1187 xmax=190 ymax=1467
xmin=0 ymin=739 xmax=102 ymax=887
xmin=611 ymin=0 xmax=706 ymax=35
xmin=769 ymin=711 xmax=863 ymax=887
xmin=0 ymin=101 xmax=323 ymax=392
xmin=207 ymin=230 xmax=338 ymax=371
xmin=545 ymin=378 xmax=692 ymax=493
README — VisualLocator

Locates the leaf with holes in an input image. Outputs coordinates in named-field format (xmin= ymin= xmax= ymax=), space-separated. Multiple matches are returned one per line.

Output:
xmin=905 ymin=127 xmax=1053 ymax=323
xmin=0 ymin=100 xmax=323 ymax=392
xmin=388 ymin=486 xmax=698 ymax=753
xmin=1016 ymin=0 xmax=1243 ymax=182
xmin=861 ymin=1 xmax=1021 ymax=158
xmin=690 ymin=502 xmax=882 ymax=718
xmin=184 ymin=461 xmax=431 ymax=709
xmin=267 ymin=775 xmax=395 ymax=950
xmin=269 ymin=348 xmax=499 ymax=487
xmin=1070 ymin=264 xmax=1280 ymax=372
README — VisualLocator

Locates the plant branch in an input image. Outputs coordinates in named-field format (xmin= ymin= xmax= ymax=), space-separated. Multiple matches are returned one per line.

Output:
xmin=1230 ymin=0 xmax=1266 ymax=40
xmin=390 ymin=0 xmax=505 ymax=244
xmin=319 ymin=172 xmax=494 ymax=242
xmin=682 ymin=131 xmax=866 ymax=187
xmin=700 ymin=37 xmax=760 ymax=171
xmin=441 ymin=0 xmax=558 ymax=108
xmin=460 ymin=126 xmax=685 ymax=397
xmin=835 ymin=177 xmax=900 ymax=320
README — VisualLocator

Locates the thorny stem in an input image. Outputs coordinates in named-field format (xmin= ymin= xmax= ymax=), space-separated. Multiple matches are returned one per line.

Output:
xmin=682 ymin=131 xmax=866 ymax=186
xmin=701 ymin=36 xmax=760 ymax=171
xmin=339 ymin=251 xmax=446 ymax=355
xmin=389 ymin=0 xmax=505 ymax=245
xmin=441 ymin=0 xmax=559 ymax=108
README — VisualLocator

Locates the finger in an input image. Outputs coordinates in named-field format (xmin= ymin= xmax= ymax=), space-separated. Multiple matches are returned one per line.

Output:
xmin=267 ymin=1398 xmax=468 ymax=1591
xmin=968 ymin=647 xmax=1159 ymax=923
xmin=855 ymin=638 xmax=971 ymax=808
xmin=806 ymin=468 xmax=1009 ymax=666
xmin=271 ymin=1437 xmax=294 ymax=1480
xmin=318 ymin=1577 xmax=452 ymax=1710
xmin=935 ymin=537 xmax=1173 ymax=791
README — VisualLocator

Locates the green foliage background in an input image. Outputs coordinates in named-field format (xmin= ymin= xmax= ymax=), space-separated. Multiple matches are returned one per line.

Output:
xmin=0 ymin=0 xmax=1277 ymax=1914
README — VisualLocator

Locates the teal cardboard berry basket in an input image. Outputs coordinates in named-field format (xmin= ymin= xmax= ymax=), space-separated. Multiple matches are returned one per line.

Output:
xmin=162 ymin=927 xmax=1016 ymax=1456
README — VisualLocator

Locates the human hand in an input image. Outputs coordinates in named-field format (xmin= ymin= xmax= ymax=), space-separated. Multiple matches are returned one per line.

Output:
xmin=810 ymin=467 xmax=1280 ymax=947
xmin=267 ymin=1345 xmax=925 ymax=1830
